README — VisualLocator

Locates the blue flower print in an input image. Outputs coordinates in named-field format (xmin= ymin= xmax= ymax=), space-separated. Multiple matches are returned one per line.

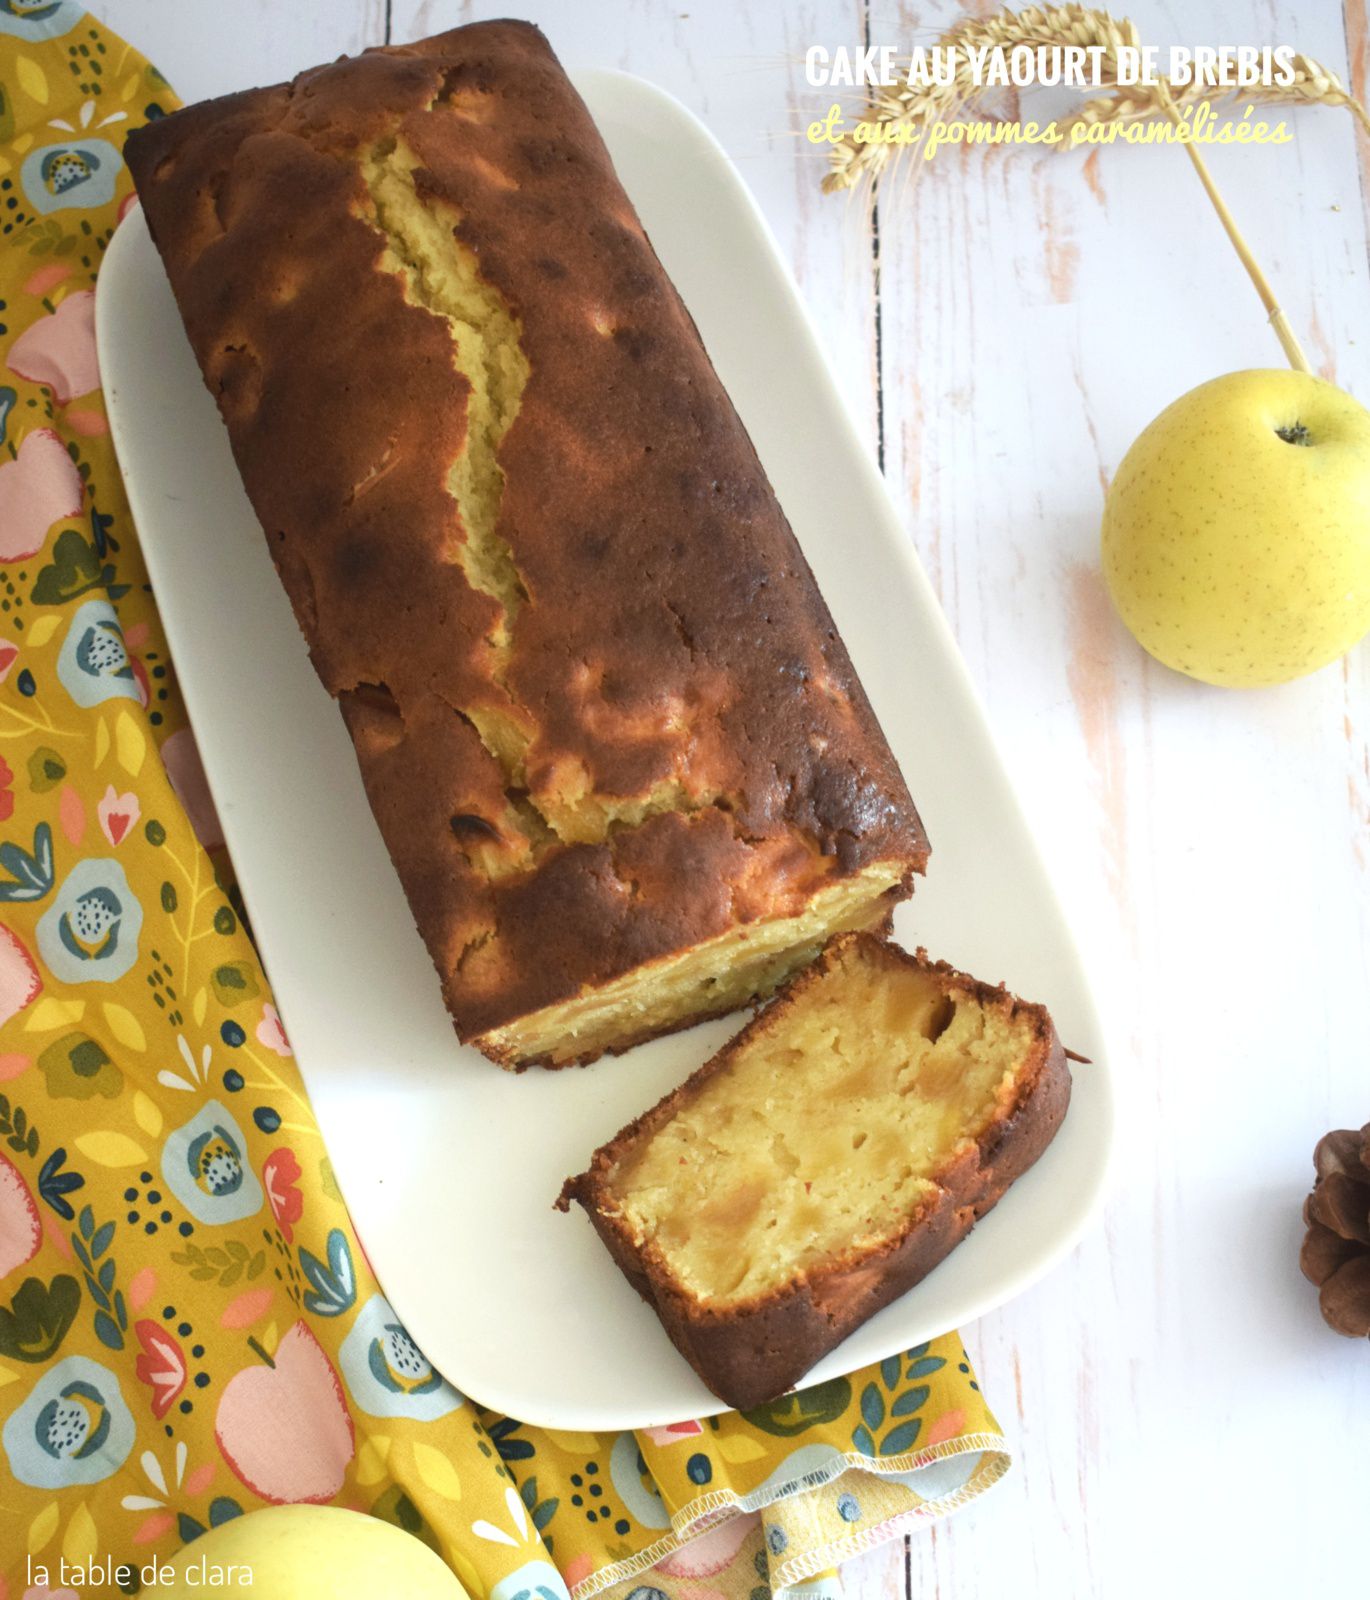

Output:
xmin=36 ymin=856 xmax=142 ymax=983
xmin=339 ymin=1293 xmax=462 ymax=1421
xmin=161 ymin=1101 xmax=263 ymax=1225
xmin=0 ymin=0 xmax=84 ymax=42
xmin=488 ymin=1563 xmax=569 ymax=1600
xmin=56 ymin=600 xmax=141 ymax=710
xmin=609 ymin=1431 xmax=670 ymax=1531
xmin=20 ymin=138 xmax=119 ymax=214
xmin=3 ymin=1354 xmax=135 ymax=1489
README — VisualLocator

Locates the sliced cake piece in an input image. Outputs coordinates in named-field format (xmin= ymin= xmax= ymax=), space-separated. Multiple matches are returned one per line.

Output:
xmin=558 ymin=932 xmax=1071 ymax=1409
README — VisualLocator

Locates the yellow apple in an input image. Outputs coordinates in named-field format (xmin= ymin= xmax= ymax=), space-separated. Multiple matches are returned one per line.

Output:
xmin=148 ymin=1504 xmax=468 ymax=1598
xmin=1101 ymin=369 xmax=1370 ymax=686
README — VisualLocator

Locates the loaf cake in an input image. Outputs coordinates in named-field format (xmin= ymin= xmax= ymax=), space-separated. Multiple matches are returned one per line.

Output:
xmin=124 ymin=22 xmax=929 ymax=1067
xmin=559 ymin=933 xmax=1070 ymax=1408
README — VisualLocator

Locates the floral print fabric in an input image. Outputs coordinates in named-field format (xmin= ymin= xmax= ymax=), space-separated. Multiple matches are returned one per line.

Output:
xmin=0 ymin=11 xmax=1011 ymax=1598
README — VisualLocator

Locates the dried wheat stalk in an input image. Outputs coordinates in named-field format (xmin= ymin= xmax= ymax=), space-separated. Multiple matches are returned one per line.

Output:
xmin=823 ymin=6 xmax=1370 ymax=194
xmin=820 ymin=4 xmax=1369 ymax=370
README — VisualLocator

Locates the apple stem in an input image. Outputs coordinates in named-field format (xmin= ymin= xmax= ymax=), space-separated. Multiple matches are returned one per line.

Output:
xmin=246 ymin=1336 xmax=276 ymax=1369
xmin=1157 ymin=87 xmax=1312 ymax=375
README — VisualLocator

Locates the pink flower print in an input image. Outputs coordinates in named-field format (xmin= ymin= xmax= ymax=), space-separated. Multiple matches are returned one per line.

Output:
xmin=215 ymin=1322 xmax=355 ymax=1503
xmin=0 ymin=640 xmax=17 ymax=684
xmin=655 ymin=1513 xmax=757 ymax=1578
xmin=0 ymin=924 xmax=41 ymax=1028
xmin=0 ymin=428 xmax=83 ymax=562
xmin=65 ymin=407 xmax=109 ymax=438
xmin=0 ymin=1150 xmax=41 ymax=1279
xmin=159 ymin=728 xmax=224 ymax=850
xmin=0 ymin=756 xmax=13 ymax=824
xmin=8 ymin=290 xmax=100 ymax=404
xmin=24 ymin=262 xmax=74 ymax=298
xmin=134 ymin=1319 xmax=187 ymax=1420
xmin=97 ymin=785 xmax=140 ymax=847
xmin=257 ymin=1004 xmax=292 ymax=1057
xmin=641 ymin=1418 xmax=705 ymax=1447
xmin=924 ymin=1409 xmax=967 ymax=1449
xmin=263 ymin=1148 xmax=303 ymax=1243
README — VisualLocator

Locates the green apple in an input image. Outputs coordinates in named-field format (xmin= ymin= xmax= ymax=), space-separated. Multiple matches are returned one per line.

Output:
xmin=1101 ymin=369 xmax=1370 ymax=687
xmin=150 ymin=1504 xmax=468 ymax=1597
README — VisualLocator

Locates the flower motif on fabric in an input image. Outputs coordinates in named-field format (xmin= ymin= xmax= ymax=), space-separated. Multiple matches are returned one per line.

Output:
xmin=262 ymin=1147 xmax=302 ymax=1242
xmin=36 ymin=855 xmax=142 ymax=983
xmin=96 ymin=784 xmax=140 ymax=847
xmin=133 ymin=1318 xmax=187 ymax=1419
xmin=477 ymin=1486 xmax=572 ymax=1600
xmin=2 ymin=1353 xmax=135 ymax=1488
xmin=339 ymin=1293 xmax=463 ymax=1421
xmin=609 ymin=1431 xmax=672 ymax=1531
xmin=38 ymin=1031 xmax=122 ymax=1100
xmin=640 ymin=1418 xmax=704 ymax=1447
xmin=835 ymin=1492 xmax=862 ymax=1522
xmin=745 ymin=1442 xmax=845 ymax=1505
xmin=120 ymin=1440 xmax=233 ymax=1547
xmin=160 ymin=1101 xmax=263 ymax=1226
xmin=0 ymin=1271 xmax=81 ymax=1363
xmin=740 ymin=1375 xmax=854 ymax=1436
xmin=255 ymin=1003 xmax=291 ymax=1057
xmin=20 ymin=137 xmax=119 ymax=213
xmin=0 ymin=0 xmax=85 ymax=42
xmin=56 ymin=599 xmax=140 ymax=709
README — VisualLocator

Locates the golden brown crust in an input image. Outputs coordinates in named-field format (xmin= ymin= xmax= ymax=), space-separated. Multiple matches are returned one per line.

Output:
xmin=559 ymin=933 xmax=1072 ymax=1410
xmin=124 ymin=22 xmax=928 ymax=1064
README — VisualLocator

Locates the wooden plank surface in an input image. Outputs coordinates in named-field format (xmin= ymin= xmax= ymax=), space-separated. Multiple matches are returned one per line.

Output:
xmin=84 ymin=1 xmax=1370 ymax=1595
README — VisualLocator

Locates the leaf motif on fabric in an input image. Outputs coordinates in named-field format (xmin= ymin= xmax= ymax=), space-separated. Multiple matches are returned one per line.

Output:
xmin=28 ymin=1499 xmax=59 ymax=1555
xmin=103 ymin=1001 xmax=146 ymax=1052
xmin=23 ymin=997 xmax=83 ymax=1033
xmin=73 ymin=1130 xmax=146 ymax=1166
xmin=15 ymin=55 xmax=49 ymax=105
xmin=411 ymin=1441 xmax=462 ymax=1502
xmin=132 ymin=1090 xmax=161 ymax=1137
xmin=0 ymin=822 xmax=55 ymax=903
xmin=298 ymin=1227 xmax=356 ymax=1318
xmin=115 ymin=709 xmax=145 ymax=776
xmin=62 ymin=1500 xmax=98 ymax=1566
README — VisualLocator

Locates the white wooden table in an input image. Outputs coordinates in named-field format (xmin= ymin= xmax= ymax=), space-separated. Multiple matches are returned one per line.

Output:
xmin=86 ymin=0 xmax=1370 ymax=1594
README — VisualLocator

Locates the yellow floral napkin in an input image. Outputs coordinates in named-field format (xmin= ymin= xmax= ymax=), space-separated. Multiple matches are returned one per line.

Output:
xmin=0 ymin=10 xmax=1010 ymax=1597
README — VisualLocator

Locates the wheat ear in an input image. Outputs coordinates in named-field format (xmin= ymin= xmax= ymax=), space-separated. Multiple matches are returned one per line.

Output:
xmin=823 ymin=4 xmax=1370 ymax=371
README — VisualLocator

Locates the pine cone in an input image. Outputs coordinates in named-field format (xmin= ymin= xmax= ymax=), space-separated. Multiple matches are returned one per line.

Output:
xmin=1300 ymin=1123 xmax=1370 ymax=1337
